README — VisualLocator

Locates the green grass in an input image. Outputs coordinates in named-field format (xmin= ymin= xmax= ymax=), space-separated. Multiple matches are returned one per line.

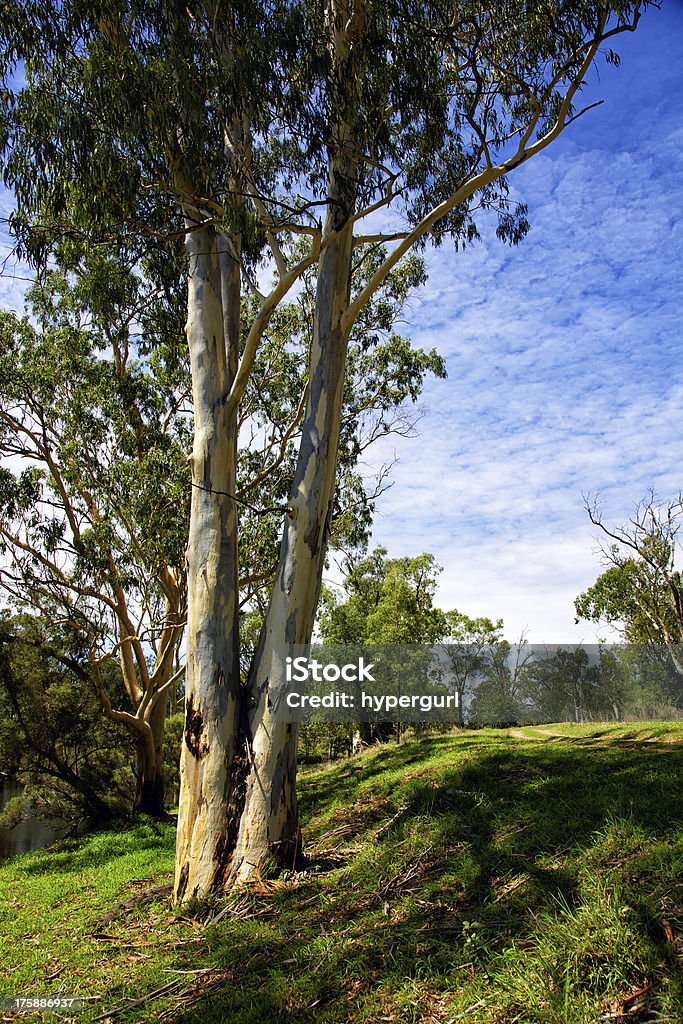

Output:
xmin=1 ymin=724 xmax=682 ymax=1023
xmin=513 ymin=721 xmax=683 ymax=743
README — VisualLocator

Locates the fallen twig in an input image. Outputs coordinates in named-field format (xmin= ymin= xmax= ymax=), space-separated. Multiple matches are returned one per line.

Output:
xmin=92 ymin=883 xmax=173 ymax=928
xmin=92 ymin=979 xmax=183 ymax=1021
xmin=374 ymin=803 xmax=410 ymax=840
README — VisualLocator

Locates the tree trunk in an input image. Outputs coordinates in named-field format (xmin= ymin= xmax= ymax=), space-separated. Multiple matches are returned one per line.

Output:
xmin=226 ymin=143 xmax=359 ymax=883
xmin=456 ymin=686 xmax=465 ymax=727
xmin=173 ymin=1 xmax=363 ymax=900
xmin=135 ymin=696 xmax=166 ymax=816
xmin=355 ymin=723 xmax=371 ymax=750
xmin=174 ymin=226 xmax=243 ymax=902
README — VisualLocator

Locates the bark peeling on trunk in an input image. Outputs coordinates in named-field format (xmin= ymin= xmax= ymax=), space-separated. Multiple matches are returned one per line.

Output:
xmin=174 ymin=2 xmax=364 ymax=898
xmin=174 ymin=187 xmax=358 ymax=891
xmin=227 ymin=132 xmax=360 ymax=885
xmin=174 ymin=225 xmax=244 ymax=901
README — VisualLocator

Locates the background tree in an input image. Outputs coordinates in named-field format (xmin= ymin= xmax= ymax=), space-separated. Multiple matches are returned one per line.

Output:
xmin=320 ymin=548 xmax=447 ymax=645
xmin=0 ymin=0 xmax=650 ymax=897
xmin=586 ymin=645 xmax=676 ymax=722
xmin=441 ymin=611 xmax=504 ymax=725
xmin=0 ymin=253 xmax=189 ymax=815
xmin=0 ymin=614 xmax=134 ymax=824
xmin=320 ymin=547 xmax=447 ymax=743
xmin=523 ymin=646 xmax=604 ymax=723
xmin=472 ymin=635 xmax=537 ymax=724
xmin=602 ymin=645 xmax=683 ymax=719
xmin=576 ymin=494 xmax=683 ymax=682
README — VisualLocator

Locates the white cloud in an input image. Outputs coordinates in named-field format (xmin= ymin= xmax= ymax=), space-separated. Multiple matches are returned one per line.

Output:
xmin=360 ymin=6 xmax=683 ymax=642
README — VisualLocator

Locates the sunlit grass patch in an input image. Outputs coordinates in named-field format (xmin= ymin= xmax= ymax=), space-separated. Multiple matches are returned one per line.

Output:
xmin=1 ymin=726 xmax=682 ymax=1023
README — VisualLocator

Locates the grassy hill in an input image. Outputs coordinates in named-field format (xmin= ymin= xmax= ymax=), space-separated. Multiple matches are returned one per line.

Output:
xmin=1 ymin=724 xmax=682 ymax=1023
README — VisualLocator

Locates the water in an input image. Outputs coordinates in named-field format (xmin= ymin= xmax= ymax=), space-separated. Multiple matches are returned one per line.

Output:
xmin=0 ymin=779 xmax=59 ymax=861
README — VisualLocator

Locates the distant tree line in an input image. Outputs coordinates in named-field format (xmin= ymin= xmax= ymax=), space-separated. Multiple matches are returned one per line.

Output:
xmin=305 ymin=545 xmax=683 ymax=761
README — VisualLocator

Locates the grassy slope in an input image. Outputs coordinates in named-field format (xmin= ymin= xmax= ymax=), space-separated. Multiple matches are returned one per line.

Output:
xmin=1 ymin=724 xmax=682 ymax=1024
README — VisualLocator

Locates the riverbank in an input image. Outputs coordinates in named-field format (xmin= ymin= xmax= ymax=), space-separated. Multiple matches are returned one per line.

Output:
xmin=0 ymin=779 xmax=61 ymax=863
xmin=1 ymin=723 xmax=682 ymax=1023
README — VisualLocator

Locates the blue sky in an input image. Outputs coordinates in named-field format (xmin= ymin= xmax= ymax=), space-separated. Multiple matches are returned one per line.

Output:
xmin=2 ymin=5 xmax=682 ymax=643
xmin=357 ymin=2 xmax=683 ymax=641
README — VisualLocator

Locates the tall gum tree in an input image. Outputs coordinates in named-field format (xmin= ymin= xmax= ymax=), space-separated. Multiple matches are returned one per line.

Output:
xmin=224 ymin=0 xmax=366 ymax=884
xmin=0 ymin=232 xmax=432 ymax=828
xmin=0 ymin=255 xmax=189 ymax=815
xmin=576 ymin=494 xmax=683 ymax=683
xmin=226 ymin=0 xmax=650 ymax=893
xmin=0 ymin=0 xmax=650 ymax=897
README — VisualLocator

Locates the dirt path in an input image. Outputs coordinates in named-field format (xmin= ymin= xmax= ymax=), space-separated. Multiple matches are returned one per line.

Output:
xmin=508 ymin=725 xmax=682 ymax=745
xmin=508 ymin=726 xmax=583 ymax=741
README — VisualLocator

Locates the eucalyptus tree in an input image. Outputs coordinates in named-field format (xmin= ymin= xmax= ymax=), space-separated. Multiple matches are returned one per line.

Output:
xmin=441 ymin=610 xmax=504 ymax=725
xmin=225 ymin=0 xmax=649 ymax=897
xmin=0 ymin=0 xmax=650 ymax=898
xmin=0 ymin=251 xmax=190 ymax=815
xmin=320 ymin=548 xmax=448 ymax=645
xmin=320 ymin=547 xmax=447 ymax=743
xmin=522 ymin=646 xmax=599 ymax=723
xmin=467 ymin=633 xmax=535 ymax=723
xmin=0 ymin=239 xmax=441 ymax=815
xmin=576 ymin=495 xmax=683 ymax=713
xmin=576 ymin=495 xmax=683 ymax=671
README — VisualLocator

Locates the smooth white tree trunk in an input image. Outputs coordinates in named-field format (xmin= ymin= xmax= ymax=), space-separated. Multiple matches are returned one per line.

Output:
xmin=174 ymin=226 xmax=243 ymax=901
xmin=227 ymin=140 xmax=359 ymax=881
xmin=174 ymin=0 xmax=362 ymax=897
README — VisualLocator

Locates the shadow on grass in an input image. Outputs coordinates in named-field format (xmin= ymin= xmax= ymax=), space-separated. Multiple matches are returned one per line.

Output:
xmin=150 ymin=733 xmax=683 ymax=1024
xmin=18 ymin=819 xmax=175 ymax=876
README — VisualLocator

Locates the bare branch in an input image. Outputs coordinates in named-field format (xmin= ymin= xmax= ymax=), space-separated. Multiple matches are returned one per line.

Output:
xmin=226 ymin=240 xmax=321 ymax=417
xmin=345 ymin=9 xmax=639 ymax=328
